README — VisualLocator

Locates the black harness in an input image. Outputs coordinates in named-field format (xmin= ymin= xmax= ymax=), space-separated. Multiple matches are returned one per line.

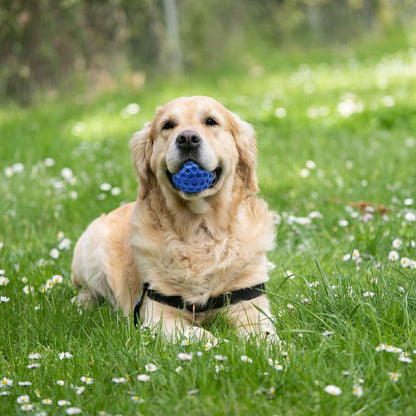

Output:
xmin=133 ymin=282 xmax=265 ymax=327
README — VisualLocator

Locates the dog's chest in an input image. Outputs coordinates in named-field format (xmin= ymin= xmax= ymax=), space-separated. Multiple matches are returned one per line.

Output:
xmin=165 ymin=231 xmax=243 ymax=277
xmin=137 ymin=228 xmax=250 ymax=300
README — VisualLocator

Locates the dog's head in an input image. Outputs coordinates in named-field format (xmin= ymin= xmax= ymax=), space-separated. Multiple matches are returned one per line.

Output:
xmin=130 ymin=96 xmax=259 ymax=208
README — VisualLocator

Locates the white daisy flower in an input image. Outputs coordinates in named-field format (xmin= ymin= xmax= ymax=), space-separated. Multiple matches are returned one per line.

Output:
xmin=392 ymin=238 xmax=402 ymax=249
xmin=275 ymin=107 xmax=287 ymax=118
xmin=388 ymin=250 xmax=399 ymax=261
xmin=286 ymin=270 xmax=295 ymax=279
xmin=12 ymin=162 xmax=24 ymax=173
xmin=56 ymin=380 xmax=65 ymax=386
xmin=58 ymin=400 xmax=71 ymax=406
xmin=100 ymin=183 xmax=112 ymax=192
xmin=0 ymin=276 xmax=9 ymax=286
xmin=145 ymin=363 xmax=158 ymax=372
xmin=44 ymin=158 xmax=55 ymax=167
xmin=111 ymin=377 xmax=127 ymax=384
xmin=240 ymin=355 xmax=253 ymax=363
xmin=58 ymin=352 xmax=73 ymax=360
xmin=175 ymin=366 xmax=182 ymax=373
xmin=1 ymin=296 xmax=10 ymax=303
xmin=66 ymin=408 xmax=82 ymax=415
xmin=324 ymin=385 xmax=342 ymax=396
xmin=339 ymin=220 xmax=349 ymax=227
xmin=42 ymin=399 xmax=53 ymax=405
xmin=28 ymin=353 xmax=42 ymax=360
xmin=388 ymin=371 xmax=401 ymax=382
xmin=203 ymin=342 xmax=212 ymax=351
xmin=72 ymin=122 xmax=85 ymax=136
xmin=183 ymin=327 xmax=197 ymax=338
xmin=306 ymin=160 xmax=316 ymax=169
xmin=111 ymin=187 xmax=122 ymax=196
xmin=398 ymin=355 xmax=413 ymax=363
xmin=137 ymin=374 xmax=150 ymax=382
xmin=131 ymin=396 xmax=144 ymax=403
xmin=400 ymin=257 xmax=410 ymax=268
xmin=268 ymin=359 xmax=283 ymax=371
xmin=363 ymin=291 xmax=375 ymax=298
xmin=404 ymin=198 xmax=414 ymax=206
xmin=45 ymin=279 xmax=54 ymax=290
xmin=58 ymin=238 xmax=71 ymax=250
xmin=1 ymin=377 xmax=13 ymax=387
xmin=52 ymin=275 xmax=63 ymax=284
xmin=352 ymin=384 xmax=363 ymax=397
xmin=4 ymin=167 xmax=13 ymax=177
xmin=49 ymin=248 xmax=60 ymax=259
xmin=309 ymin=211 xmax=323 ymax=219
xmin=214 ymin=355 xmax=228 ymax=361
xmin=23 ymin=285 xmax=34 ymax=295
xmin=27 ymin=363 xmax=40 ymax=369
xmin=61 ymin=167 xmax=74 ymax=181
xmin=386 ymin=346 xmax=402 ymax=354
xmin=382 ymin=95 xmax=395 ymax=107
xmin=405 ymin=212 xmax=416 ymax=222
xmin=123 ymin=103 xmax=140 ymax=116
xmin=17 ymin=395 xmax=30 ymax=404
xmin=20 ymin=404 xmax=34 ymax=412
xmin=18 ymin=381 xmax=32 ymax=386
xmin=80 ymin=376 xmax=93 ymax=384
xmin=177 ymin=353 xmax=193 ymax=361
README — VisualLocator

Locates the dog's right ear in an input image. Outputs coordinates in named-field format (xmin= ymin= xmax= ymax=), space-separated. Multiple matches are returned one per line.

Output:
xmin=129 ymin=124 xmax=153 ymax=200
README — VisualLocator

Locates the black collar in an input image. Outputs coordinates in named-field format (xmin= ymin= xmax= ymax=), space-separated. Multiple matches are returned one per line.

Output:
xmin=134 ymin=282 xmax=265 ymax=327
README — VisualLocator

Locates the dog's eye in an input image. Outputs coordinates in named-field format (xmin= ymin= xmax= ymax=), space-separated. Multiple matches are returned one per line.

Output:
xmin=162 ymin=120 xmax=175 ymax=130
xmin=205 ymin=117 xmax=218 ymax=126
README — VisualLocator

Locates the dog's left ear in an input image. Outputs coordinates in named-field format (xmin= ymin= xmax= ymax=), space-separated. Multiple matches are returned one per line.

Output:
xmin=233 ymin=116 xmax=259 ymax=193
xmin=129 ymin=123 xmax=153 ymax=200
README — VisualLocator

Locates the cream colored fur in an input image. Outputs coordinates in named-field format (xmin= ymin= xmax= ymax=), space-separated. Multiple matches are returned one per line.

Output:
xmin=71 ymin=96 xmax=277 ymax=341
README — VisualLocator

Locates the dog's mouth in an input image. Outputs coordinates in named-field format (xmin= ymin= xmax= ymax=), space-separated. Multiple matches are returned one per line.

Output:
xmin=166 ymin=162 xmax=222 ymax=194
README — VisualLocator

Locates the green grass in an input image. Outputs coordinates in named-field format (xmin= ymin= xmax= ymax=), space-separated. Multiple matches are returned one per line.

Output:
xmin=1 ymin=35 xmax=416 ymax=415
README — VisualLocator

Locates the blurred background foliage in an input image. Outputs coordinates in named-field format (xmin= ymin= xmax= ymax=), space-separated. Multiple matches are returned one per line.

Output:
xmin=1 ymin=0 xmax=416 ymax=104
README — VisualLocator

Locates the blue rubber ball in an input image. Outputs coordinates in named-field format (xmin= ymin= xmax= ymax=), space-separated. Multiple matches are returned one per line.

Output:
xmin=172 ymin=161 xmax=214 ymax=193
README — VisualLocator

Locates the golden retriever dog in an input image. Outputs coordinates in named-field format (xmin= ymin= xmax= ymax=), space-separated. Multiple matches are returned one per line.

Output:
xmin=71 ymin=96 xmax=277 ymax=342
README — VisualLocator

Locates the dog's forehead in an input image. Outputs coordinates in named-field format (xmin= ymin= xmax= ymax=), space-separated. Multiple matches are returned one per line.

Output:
xmin=157 ymin=96 xmax=228 ymax=121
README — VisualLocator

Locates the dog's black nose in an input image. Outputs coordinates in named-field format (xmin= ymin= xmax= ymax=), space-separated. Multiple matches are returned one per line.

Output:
xmin=176 ymin=130 xmax=201 ymax=151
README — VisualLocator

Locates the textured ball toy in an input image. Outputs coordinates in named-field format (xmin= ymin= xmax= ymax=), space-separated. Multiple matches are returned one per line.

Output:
xmin=172 ymin=161 xmax=214 ymax=193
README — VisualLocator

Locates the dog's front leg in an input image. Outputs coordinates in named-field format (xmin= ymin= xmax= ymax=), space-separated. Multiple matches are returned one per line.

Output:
xmin=228 ymin=295 xmax=279 ymax=342
xmin=141 ymin=299 xmax=217 ymax=343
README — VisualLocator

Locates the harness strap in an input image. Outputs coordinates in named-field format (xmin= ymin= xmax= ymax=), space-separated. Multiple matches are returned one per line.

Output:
xmin=133 ymin=282 xmax=149 ymax=327
xmin=133 ymin=282 xmax=265 ymax=327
